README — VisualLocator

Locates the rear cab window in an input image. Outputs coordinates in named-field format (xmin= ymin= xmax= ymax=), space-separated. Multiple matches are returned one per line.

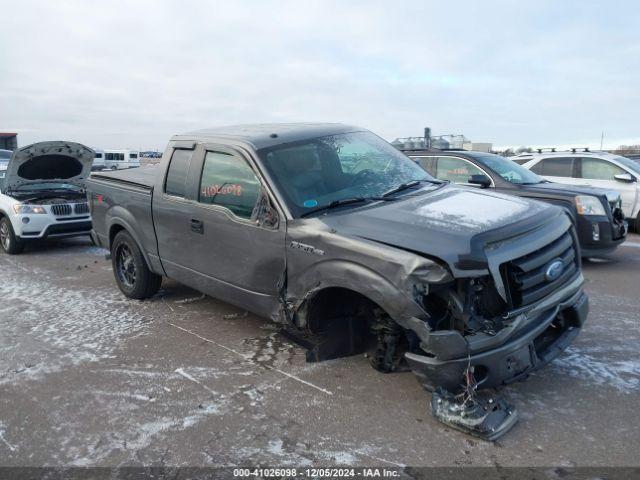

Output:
xmin=198 ymin=151 xmax=261 ymax=220
xmin=165 ymin=148 xmax=194 ymax=197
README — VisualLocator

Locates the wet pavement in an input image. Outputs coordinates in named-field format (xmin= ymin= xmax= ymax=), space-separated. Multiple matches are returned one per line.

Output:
xmin=0 ymin=234 xmax=639 ymax=467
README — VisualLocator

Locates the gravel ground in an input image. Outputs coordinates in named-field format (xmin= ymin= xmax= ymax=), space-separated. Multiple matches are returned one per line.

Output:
xmin=0 ymin=234 xmax=639 ymax=468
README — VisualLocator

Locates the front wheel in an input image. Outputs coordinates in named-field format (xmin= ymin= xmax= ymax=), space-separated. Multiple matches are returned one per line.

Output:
xmin=111 ymin=230 xmax=162 ymax=299
xmin=0 ymin=217 xmax=25 ymax=254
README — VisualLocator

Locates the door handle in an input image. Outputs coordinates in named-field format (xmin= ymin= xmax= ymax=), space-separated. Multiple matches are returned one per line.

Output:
xmin=190 ymin=218 xmax=204 ymax=234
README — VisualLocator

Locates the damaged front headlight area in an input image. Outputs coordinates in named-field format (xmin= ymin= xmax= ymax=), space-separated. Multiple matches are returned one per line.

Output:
xmin=407 ymin=275 xmax=510 ymax=364
xmin=420 ymin=276 xmax=507 ymax=335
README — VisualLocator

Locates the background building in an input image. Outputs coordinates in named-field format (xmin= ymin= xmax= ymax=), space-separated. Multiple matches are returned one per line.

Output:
xmin=0 ymin=133 xmax=18 ymax=150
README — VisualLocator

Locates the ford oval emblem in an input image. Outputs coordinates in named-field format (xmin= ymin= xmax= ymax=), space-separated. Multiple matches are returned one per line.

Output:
xmin=545 ymin=260 xmax=564 ymax=282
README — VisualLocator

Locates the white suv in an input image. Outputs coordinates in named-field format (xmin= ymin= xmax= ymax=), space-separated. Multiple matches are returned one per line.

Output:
xmin=516 ymin=150 xmax=640 ymax=232
xmin=0 ymin=141 xmax=94 ymax=254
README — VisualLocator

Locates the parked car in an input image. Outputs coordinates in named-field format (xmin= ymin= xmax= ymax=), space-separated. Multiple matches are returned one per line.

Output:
xmin=0 ymin=141 xmax=94 ymax=254
xmin=515 ymin=150 xmax=640 ymax=232
xmin=86 ymin=123 xmax=588 ymax=438
xmin=403 ymin=149 xmax=627 ymax=256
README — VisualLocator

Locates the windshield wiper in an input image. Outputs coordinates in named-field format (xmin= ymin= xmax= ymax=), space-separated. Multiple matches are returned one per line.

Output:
xmin=300 ymin=196 xmax=396 ymax=218
xmin=381 ymin=179 xmax=441 ymax=197
xmin=300 ymin=197 xmax=369 ymax=218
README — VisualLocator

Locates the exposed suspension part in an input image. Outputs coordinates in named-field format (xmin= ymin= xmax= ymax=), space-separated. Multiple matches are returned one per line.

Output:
xmin=369 ymin=310 xmax=405 ymax=373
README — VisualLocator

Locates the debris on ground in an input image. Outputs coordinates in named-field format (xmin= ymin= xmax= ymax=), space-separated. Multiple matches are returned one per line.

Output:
xmin=430 ymin=386 xmax=518 ymax=441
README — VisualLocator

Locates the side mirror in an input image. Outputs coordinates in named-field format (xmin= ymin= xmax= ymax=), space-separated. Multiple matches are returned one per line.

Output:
xmin=254 ymin=192 xmax=279 ymax=229
xmin=468 ymin=174 xmax=491 ymax=188
xmin=614 ymin=172 xmax=635 ymax=183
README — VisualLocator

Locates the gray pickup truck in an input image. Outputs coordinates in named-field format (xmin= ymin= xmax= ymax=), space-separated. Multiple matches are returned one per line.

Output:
xmin=87 ymin=124 xmax=588 ymax=438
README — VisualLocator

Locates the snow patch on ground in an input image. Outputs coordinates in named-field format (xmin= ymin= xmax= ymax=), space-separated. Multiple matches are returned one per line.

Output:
xmin=0 ymin=264 xmax=150 ymax=385
xmin=551 ymin=347 xmax=640 ymax=393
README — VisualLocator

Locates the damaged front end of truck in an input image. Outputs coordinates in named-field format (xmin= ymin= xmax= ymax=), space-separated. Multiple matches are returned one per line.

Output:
xmin=280 ymin=196 xmax=588 ymax=440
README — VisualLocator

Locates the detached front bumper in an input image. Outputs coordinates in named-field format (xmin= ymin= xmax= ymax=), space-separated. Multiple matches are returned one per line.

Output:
xmin=406 ymin=291 xmax=589 ymax=392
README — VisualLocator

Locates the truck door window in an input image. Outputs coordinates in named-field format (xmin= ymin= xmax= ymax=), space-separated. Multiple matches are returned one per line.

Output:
xmin=435 ymin=156 xmax=484 ymax=183
xmin=531 ymin=157 xmax=573 ymax=177
xmin=165 ymin=148 xmax=194 ymax=197
xmin=198 ymin=151 xmax=261 ymax=220
xmin=580 ymin=158 xmax=624 ymax=180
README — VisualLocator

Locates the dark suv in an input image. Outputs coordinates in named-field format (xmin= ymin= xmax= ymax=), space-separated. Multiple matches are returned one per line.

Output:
xmin=403 ymin=148 xmax=627 ymax=256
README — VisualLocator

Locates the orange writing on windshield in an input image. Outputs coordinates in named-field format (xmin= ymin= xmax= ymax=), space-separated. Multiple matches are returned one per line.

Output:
xmin=201 ymin=184 xmax=243 ymax=198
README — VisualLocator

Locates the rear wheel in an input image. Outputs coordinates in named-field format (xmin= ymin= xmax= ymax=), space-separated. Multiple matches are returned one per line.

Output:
xmin=0 ymin=217 xmax=24 ymax=255
xmin=111 ymin=230 xmax=162 ymax=299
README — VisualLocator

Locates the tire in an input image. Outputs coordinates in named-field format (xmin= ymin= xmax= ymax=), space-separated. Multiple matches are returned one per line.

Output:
xmin=111 ymin=230 xmax=162 ymax=299
xmin=636 ymin=212 xmax=640 ymax=234
xmin=0 ymin=217 xmax=25 ymax=254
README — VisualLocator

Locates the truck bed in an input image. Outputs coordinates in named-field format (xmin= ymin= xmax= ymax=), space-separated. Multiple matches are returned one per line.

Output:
xmin=86 ymin=165 xmax=158 ymax=259
xmin=89 ymin=165 xmax=157 ymax=190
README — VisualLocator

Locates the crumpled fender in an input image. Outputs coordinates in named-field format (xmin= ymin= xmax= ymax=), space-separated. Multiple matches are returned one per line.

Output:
xmin=285 ymin=224 xmax=454 ymax=338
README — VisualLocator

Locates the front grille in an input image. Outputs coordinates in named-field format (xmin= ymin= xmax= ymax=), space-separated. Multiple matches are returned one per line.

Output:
xmin=74 ymin=203 xmax=90 ymax=215
xmin=51 ymin=204 xmax=72 ymax=216
xmin=501 ymin=230 xmax=578 ymax=308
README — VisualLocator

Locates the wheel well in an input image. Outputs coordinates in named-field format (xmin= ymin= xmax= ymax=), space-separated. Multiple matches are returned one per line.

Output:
xmin=297 ymin=287 xmax=415 ymax=371
xmin=108 ymin=224 xmax=126 ymax=249
xmin=304 ymin=287 xmax=380 ymax=334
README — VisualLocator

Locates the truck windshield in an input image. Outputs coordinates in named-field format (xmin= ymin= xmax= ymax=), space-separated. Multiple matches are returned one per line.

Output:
xmin=258 ymin=131 xmax=436 ymax=217
xmin=469 ymin=152 xmax=544 ymax=185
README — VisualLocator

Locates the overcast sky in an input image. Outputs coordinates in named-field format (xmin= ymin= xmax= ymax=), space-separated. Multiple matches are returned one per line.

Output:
xmin=1 ymin=0 xmax=639 ymax=150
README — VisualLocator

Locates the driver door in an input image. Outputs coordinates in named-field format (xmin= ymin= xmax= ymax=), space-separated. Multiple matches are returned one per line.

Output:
xmin=179 ymin=144 xmax=286 ymax=316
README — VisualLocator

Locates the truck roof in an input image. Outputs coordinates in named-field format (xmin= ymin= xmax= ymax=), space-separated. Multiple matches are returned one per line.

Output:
xmin=173 ymin=123 xmax=364 ymax=150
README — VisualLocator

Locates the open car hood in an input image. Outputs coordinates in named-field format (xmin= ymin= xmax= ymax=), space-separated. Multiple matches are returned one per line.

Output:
xmin=5 ymin=141 xmax=94 ymax=191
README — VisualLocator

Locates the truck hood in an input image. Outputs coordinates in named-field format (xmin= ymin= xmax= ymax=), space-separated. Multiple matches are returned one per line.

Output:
xmin=320 ymin=185 xmax=556 ymax=273
xmin=5 ymin=141 xmax=94 ymax=191
xmin=524 ymin=181 xmax=621 ymax=204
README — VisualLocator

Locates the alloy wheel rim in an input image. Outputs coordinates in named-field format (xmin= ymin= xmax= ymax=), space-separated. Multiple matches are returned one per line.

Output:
xmin=116 ymin=244 xmax=136 ymax=288
xmin=0 ymin=223 xmax=9 ymax=250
